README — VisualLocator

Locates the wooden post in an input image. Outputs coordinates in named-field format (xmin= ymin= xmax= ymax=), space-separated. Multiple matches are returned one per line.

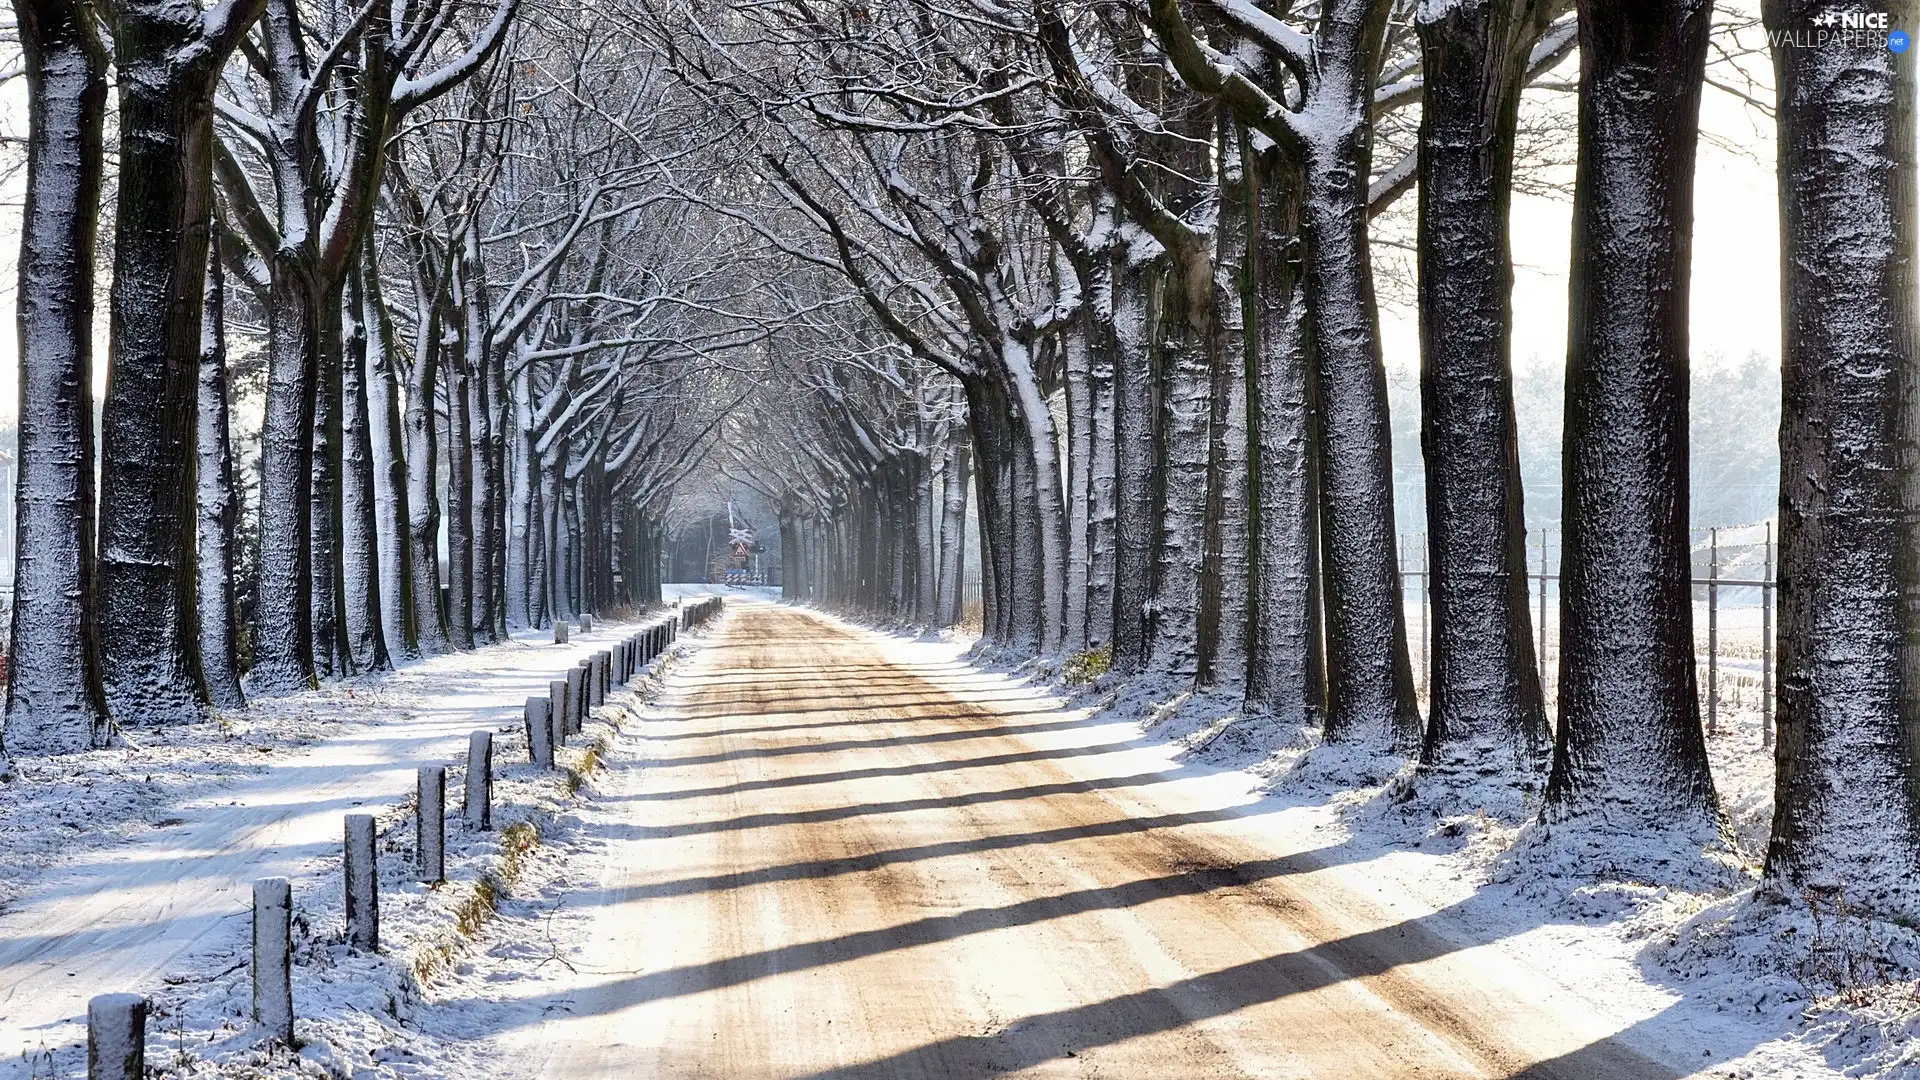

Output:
xmin=526 ymin=696 xmax=553 ymax=766
xmin=466 ymin=731 xmax=493 ymax=830
xmin=417 ymin=766 xmax=445 ymax=884
xmin=553 ymin=621 xmax=569 ymax=644
xmin=549 ymin=679 xmax=570 ymax=747
xmin=566 ymin=667 xmax=586 ymax=733
xmin=252 ymin=877 xmax=294 ymax=1042
xmin=344 ymin=815 xmax=378 ymax=951
xmin=87 ymin=994 xmax=146 ymax=1080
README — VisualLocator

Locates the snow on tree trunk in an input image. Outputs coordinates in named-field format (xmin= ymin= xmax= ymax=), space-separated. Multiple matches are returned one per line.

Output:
xmin=1085 ymin=285 xmax=1119 ymax=652
xmin=446 ymin=322 xmax=476 ymax=650
xmin=343 ymin=814 xmax=379 ymax=951
xmin=403 ymin=314 xmax=450 ymax=656
xmin=1154 ymin=261 xmax=1214 ymax=683
xmin=1201 ymin=124 xmax=1253 ymax=692
xmin=4 ymin=0 xmax=110 ymax=758
xmin=251 ymin=877 xmax=293 ymax=1042
xmin=1109 ymin=251 xmax=1161 ymax=675
xmin=99 ymin=2 xmax=240 ymax=725
xmin=938 ymin=422 xmax=971 ymax=627
xmin=1245 ymin=147 xmax=1324 ymax=724
xmin=361 ymin=251 xmax=416 ymax=660
xmin=309 ymin=291 xmax=350 ymax=677
xmin=1412 ymin=0 xmax=1550 ymax=782
xmin=341 ymin=267 xmax=389 ymax=674
xmin=1302 ymin=126 xmax=1421 ymax=749
xmin=508 ymin=370 xmax=536 ymax=627
xmin=1763 ymin=1 xmax=1920 ymax=906
xmin=251 ymin=268 xmax=321 ymax=693
xmin=87 ymin=993 xmax=146 ymax=1079
xmin=1545 ymin=0 xmax=1720 ymax=831
xmin=196 ymin=245 xmax=246 ymax=710
xmin=1063 ymin=325 xmax=1095 ymax=655
xmin=417 ymin=765 xmax=445 ymax=883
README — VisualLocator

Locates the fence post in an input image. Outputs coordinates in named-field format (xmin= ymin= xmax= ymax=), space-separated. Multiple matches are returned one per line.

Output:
xmin=580 ymin=613 xmax=594 ymax=633
xmin=527 ymin=697 xmax=553 ymax=766
xmin=252 ymin=877 xmax=293 ymax=1043
xmin=566 ymin=667 xmax=586 ymax=734
xmin=553 ymin=621 xmax=568 ymax=645
xmin=87 ymin=994 xmax=146 ymax=1080
xmin=466 ymin=731 xmax=493 ymax=831
xmin=548 ymin=679 xmax=569 ymax=748
xmin=1764 ymin=521 xmax=1775 ymax=748
xmin=417 ymin=766 xmax=445 ymax=884
xmin=343 ymin=815 xmax=378 ymax=951
xmin=1708 ymin=526 xmax=1719 ymax=736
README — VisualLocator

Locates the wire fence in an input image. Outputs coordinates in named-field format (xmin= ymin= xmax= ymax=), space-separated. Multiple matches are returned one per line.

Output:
xmin=1401 ymin=522 xmax=1777 ymax=746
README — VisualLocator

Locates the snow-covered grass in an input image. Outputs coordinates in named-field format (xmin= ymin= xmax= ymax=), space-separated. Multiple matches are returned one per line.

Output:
xmin=0 ymin=617 xmax=704 ymax=1080
xmin=125 ymin=653 xmax=690 ymax=1080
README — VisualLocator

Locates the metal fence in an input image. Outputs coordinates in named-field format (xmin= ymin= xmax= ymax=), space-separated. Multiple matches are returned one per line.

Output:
xmin=1401 ymin=522 xmax=1777 ymax=746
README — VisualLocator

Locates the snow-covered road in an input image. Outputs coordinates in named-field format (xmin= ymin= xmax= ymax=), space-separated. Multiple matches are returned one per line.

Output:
xmin=449 ymin=602 xmax=1767 ymax=1079
xmin=0 ymin=623 xmax=642 ymax=1066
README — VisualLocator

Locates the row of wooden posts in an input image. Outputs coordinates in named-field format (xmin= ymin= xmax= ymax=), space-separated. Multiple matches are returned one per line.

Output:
xmin=84 ymin=598 xmax=726 ymax=1079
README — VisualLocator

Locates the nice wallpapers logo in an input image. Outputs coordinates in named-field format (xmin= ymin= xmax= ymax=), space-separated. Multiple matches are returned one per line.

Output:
xmin=1769 ymin=7 xmax=1909 ymax=49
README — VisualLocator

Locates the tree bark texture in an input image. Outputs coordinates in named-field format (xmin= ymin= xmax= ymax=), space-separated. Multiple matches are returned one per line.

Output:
xmin=1547 ymin=0 xmax=1719 ymax=826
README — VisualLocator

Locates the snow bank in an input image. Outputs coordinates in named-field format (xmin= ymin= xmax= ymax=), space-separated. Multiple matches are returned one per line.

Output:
xmin=0 ymin=616 xmax=709 ymax=1080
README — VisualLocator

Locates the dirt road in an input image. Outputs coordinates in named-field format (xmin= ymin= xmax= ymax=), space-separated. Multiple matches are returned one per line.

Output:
xmin=495 ymin=602 xmax=1686 ymax=1079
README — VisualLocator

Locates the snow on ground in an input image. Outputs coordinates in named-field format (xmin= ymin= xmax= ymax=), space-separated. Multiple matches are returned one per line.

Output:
xmin=0 ymin=614 xmax=700 ymax=1080
xmin=1009 ymin=649 xmax=1916 ymax=1079
xmin=4 ymin=588 xmax=1907 ymax=1078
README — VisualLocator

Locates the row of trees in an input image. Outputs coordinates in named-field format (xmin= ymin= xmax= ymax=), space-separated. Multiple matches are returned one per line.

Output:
xmin=0 ymin=0 xmax=1912 ymax=920
xmin=693 ymin=0 xmax=1918 ymax=915
xmin=2 ymin=1 xmax=744 ymax=754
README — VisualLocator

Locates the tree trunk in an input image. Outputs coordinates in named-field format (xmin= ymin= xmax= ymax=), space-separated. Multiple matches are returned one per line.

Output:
xmin=361 ymin=249 xmax=414 ymax=659
xmin=1245 ymin=146 xmax=1322 ymax=724
xmin=1063 ymin=326 xmax=1094 ymax=654
xmin=939 ymin=424 xmax=970 ymax=625
xmin=196 ymin=245 xmax=246 ymax=709
xmin=402 ymin=309 xmax=449 ymax=655
xmin=1413 ymin=0 xmax=1550 ymax=779
xmin=1546 ymin=0 xmax=1719 ymax=828
xmin=1110 ymin=253 xmax=1161 ymax=673
xmin=251 ymin=266 xmax=320 ymax=692
xmin=1763 ymin=0 xmax=1920 ymax=901
xmin=446 ymin=341 xmax=475 ymax=649
xmin=1302 ymin=129 xmax=1421 ymax=748
xmin=3 ymin=0 xmax=109 ymax=756
xmin=340 ymin=265 xmax=387 ymax=672
xmin=308 ymin=290 xmax=349 ymax=677
xmin=1085 ymin=289 xmax=1119 ymax=651
xmin=98 ymin=13 xmax=231 ymax=723
xmin=1200 ymin=124 xmax=1253 ymax=691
